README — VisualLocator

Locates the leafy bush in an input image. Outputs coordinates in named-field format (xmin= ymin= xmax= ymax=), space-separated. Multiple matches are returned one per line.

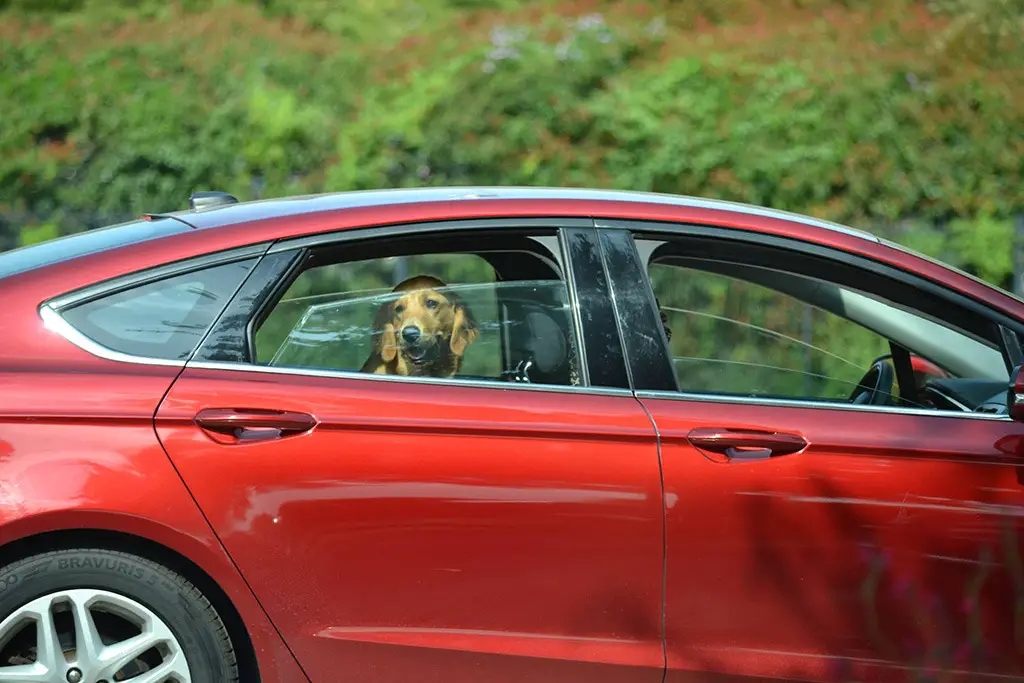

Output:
xmin=332 ymin=19 xmax=1021 ymax=229
xmin=328 ymin=13 xmax=665 ymax=189
xmin=0 ymin=0 xmax=1021 ymax=290
xmin=929 ymin=0 xmax=1024 ymax=67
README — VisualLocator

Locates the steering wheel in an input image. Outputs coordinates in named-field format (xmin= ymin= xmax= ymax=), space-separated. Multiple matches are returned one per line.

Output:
xmin=850 ymin=359 xmax=895 ymax=405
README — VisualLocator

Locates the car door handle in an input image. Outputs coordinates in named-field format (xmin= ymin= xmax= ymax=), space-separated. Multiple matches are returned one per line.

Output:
xmin=195 ymin=408 xmax=318 ymax=444
xmin=687 ymin=428 xmax=807 ymax=462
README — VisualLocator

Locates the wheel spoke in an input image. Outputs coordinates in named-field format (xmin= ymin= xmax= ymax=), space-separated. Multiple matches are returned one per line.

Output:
xmin=0 ymin=595 xmax=65 ymax=680
xmin=0 ymin=662 xmax=52 ymax=682
xmin=33 ymin=600 xmax=65 ymax=673
xmin=125 ymin=649 xmax=191 ymax=683
xmin=69 ymin=595 xmax=102 ymax=668
xmin=98 ymin=628 xmax=168 ymax=677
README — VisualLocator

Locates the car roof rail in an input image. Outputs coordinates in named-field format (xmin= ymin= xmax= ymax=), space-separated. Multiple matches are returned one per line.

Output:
xmin=189 ymin=191 xmax=239 ymax=212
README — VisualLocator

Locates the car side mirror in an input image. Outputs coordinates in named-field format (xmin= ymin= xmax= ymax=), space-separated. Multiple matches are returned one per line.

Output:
xmin=1008 ymin=365 xmax=1024 ymax=422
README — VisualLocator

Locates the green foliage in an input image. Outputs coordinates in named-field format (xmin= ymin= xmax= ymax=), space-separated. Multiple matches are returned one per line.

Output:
xmin=948 ymin=215 xmax=1015 ymax=284
xmin=338 ymin=50 xmax=1020 ymax=226
xmin=330 ymin=13 xmax=663 ymax=189
xmin=0 ymin=0 xmax=1021 ymax=291
xmin=929 ymin=0 xmax=1024 ymax=66
xmin=18 ymin=221 xmax=60 ymax=247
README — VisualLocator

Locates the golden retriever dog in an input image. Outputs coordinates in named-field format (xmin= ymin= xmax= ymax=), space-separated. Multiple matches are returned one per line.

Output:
xmin=360 ymin=275 xmax=479 ymax=378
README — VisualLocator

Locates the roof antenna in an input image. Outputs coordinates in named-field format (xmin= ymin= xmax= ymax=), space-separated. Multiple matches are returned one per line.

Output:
xmin=190 ymin=191 xmax=239 ymax=212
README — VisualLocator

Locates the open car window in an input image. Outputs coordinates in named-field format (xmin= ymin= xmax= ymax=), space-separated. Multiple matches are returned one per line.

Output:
xmin=253 ymin=242 xmax=582 ymax=388
xmin=262 ymin=281 xmax=574 ymax=383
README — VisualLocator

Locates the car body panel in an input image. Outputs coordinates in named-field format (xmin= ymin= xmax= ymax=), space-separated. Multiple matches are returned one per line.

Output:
xmin=639 ymin=396 xmax=1024 ymax=682
xmin=0 ymin=368 xmax=310 ymax=683
xmin=155 ymin=368 xmax=665 ymax=683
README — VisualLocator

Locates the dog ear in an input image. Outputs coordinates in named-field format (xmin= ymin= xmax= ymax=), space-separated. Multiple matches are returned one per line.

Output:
xmin=372 ymin=300 xmax=398 ymax=363
xmin=449 ymin=298 xmax=479 ymax=358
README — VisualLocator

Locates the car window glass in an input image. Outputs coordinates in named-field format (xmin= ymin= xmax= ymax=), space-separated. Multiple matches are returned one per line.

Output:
xmin=255 ymin=251 xmax=581 ymax=387
xmin=60 ymin=259 xmax=257 ymax=360
xmin=648 ymin=258 xmax=1007 ymax=410
xmin=651 ymin=263 xmax=892 ymax=401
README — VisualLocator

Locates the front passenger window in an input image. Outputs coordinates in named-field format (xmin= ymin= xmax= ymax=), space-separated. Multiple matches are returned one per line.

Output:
xmin=646 ymin=254 xmax=1009 ymax=412
xmin=651 ymin=263 xmax=891 ymax=401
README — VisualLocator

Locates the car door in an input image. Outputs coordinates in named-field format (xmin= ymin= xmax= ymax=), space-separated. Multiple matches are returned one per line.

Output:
xmin=595 ymin=224 xmax=1024 ymax=682
xmin=155 ymin=221 xmax=666 ymax=683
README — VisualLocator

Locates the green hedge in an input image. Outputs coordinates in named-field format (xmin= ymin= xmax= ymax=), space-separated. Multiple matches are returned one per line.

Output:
xmin=0 ymin=0 xmax=1021 ymax=287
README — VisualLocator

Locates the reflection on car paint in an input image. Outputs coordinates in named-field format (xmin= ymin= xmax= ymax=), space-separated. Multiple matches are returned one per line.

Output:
xmin=857 ymin=517 xmax=1023 ymax=679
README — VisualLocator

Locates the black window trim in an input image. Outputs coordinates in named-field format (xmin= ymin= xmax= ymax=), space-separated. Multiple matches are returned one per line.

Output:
xmin=597 ymin=218 xmax=1019 ymax=421
xmin=190 ymin=217 xmax=635 ymax=396
xmin=596 ymin=228 xmax=677 ymax=393
xmin=559 ymin=227 xmax=630 ymax=389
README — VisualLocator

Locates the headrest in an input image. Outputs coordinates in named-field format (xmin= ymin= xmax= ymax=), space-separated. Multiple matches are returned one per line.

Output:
xmin=521 ymin=308 xmax=567 ymax=375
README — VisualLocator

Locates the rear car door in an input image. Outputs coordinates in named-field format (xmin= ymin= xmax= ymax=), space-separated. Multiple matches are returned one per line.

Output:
xmin=596 ymin=223 xmax=1024 ymax=682
xmin=155 ymin=220 xmax=666 ymax=683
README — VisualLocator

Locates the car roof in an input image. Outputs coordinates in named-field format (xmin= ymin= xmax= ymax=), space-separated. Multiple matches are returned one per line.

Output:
xmin=171 ymin=186 xmax=881 ymax=243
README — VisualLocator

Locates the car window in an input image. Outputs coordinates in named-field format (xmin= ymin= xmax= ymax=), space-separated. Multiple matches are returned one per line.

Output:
xmin=651 ymin=263 xmax=892 ymax=401
xmin=647 ymin=257 xmax=1007 ymax=407
xmin=255 ymin=250 xmax=581 ymax=387
xmin=59 ymin=259 xmax=257 ymax=361
xmin=0 ymin=218 xmax=190 ymax=280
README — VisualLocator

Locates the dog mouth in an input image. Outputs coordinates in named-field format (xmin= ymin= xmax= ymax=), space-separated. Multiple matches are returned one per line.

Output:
xmin=401 ymin=341 xmax=439 ymax=365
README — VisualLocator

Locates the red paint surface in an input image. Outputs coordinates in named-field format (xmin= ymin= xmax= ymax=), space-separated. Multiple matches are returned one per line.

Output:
xmin=0 ymin=367 xmax=309 ymax=683
xmin=642 ymin=396 xmax=1024 ymax=682
xmin=155 ymin=369 xmax=664 ymax=683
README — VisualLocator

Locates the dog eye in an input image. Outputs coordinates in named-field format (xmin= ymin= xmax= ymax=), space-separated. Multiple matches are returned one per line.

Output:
xmin=394 ymin=304 xmax=405 ymax=314
xmin=425 ymin=299 xmax=439 ymax=310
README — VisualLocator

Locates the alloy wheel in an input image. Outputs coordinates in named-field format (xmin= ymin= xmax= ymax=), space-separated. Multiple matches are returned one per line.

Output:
xmin=0 ymin=588 xmax=191 ymax=682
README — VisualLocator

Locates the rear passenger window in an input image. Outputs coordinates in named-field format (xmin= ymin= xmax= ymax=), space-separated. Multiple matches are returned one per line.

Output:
xmin=250 ymin=237 xmax=581 ymax=387
xmin=59 ymin=259 xmax=256 ymax=360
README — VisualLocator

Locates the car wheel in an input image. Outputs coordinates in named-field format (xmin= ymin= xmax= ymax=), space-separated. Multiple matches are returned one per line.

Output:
xmin=0 ymin=548 xmax=238 ymax=683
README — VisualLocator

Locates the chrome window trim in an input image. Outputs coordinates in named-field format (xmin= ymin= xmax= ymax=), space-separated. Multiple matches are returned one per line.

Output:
xmin=267 ymin=217 xmax=594 ymax=253
xmin=39 ymin=244 xmax=270 ymax=366
xmin=635 ymin=389 xmax=1013 ymax=422
xmin=46 ymin=243 xmax=271 ymax=311
xmin=39 ymin=304 xmax=187 ymax=368
xmin=922 ymin=385 xmax=974 ymax=413
xmin=186 ymin=360 xmax=634 ymax=397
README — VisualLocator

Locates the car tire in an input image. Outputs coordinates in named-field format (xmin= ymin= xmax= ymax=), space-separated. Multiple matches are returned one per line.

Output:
xmin=0 ymin=548 xmax=239 ymax=683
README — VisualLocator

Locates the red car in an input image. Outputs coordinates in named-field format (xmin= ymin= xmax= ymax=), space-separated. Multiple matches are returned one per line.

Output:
xmin=0 ymin=187 xmax=1021 ymax=683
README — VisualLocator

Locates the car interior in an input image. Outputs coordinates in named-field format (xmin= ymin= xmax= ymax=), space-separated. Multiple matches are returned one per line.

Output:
xmin=253 ymin=232 xmax=582 ymax=387
xmin=647 ymin=247 xmax=1015 ymax=415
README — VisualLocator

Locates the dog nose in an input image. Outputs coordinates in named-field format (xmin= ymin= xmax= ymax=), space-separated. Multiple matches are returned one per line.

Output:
xmin=401 ymin=326 xmax=421 ymax=344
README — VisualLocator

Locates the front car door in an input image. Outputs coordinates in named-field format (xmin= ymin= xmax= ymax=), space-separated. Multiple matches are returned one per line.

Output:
xmin=596 ymin=221 xmax=1024 ymax=682
xmin=155 ymin=220 xmax=667 ymax=683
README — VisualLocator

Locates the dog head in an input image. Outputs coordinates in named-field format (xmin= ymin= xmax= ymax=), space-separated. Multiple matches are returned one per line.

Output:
xmin=371 ymin=275 xmax=480 ymax=377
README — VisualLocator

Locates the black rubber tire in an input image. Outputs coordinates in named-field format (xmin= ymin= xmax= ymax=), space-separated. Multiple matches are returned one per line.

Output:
xmin=0 ymin=548 xmax=238 ymax=682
